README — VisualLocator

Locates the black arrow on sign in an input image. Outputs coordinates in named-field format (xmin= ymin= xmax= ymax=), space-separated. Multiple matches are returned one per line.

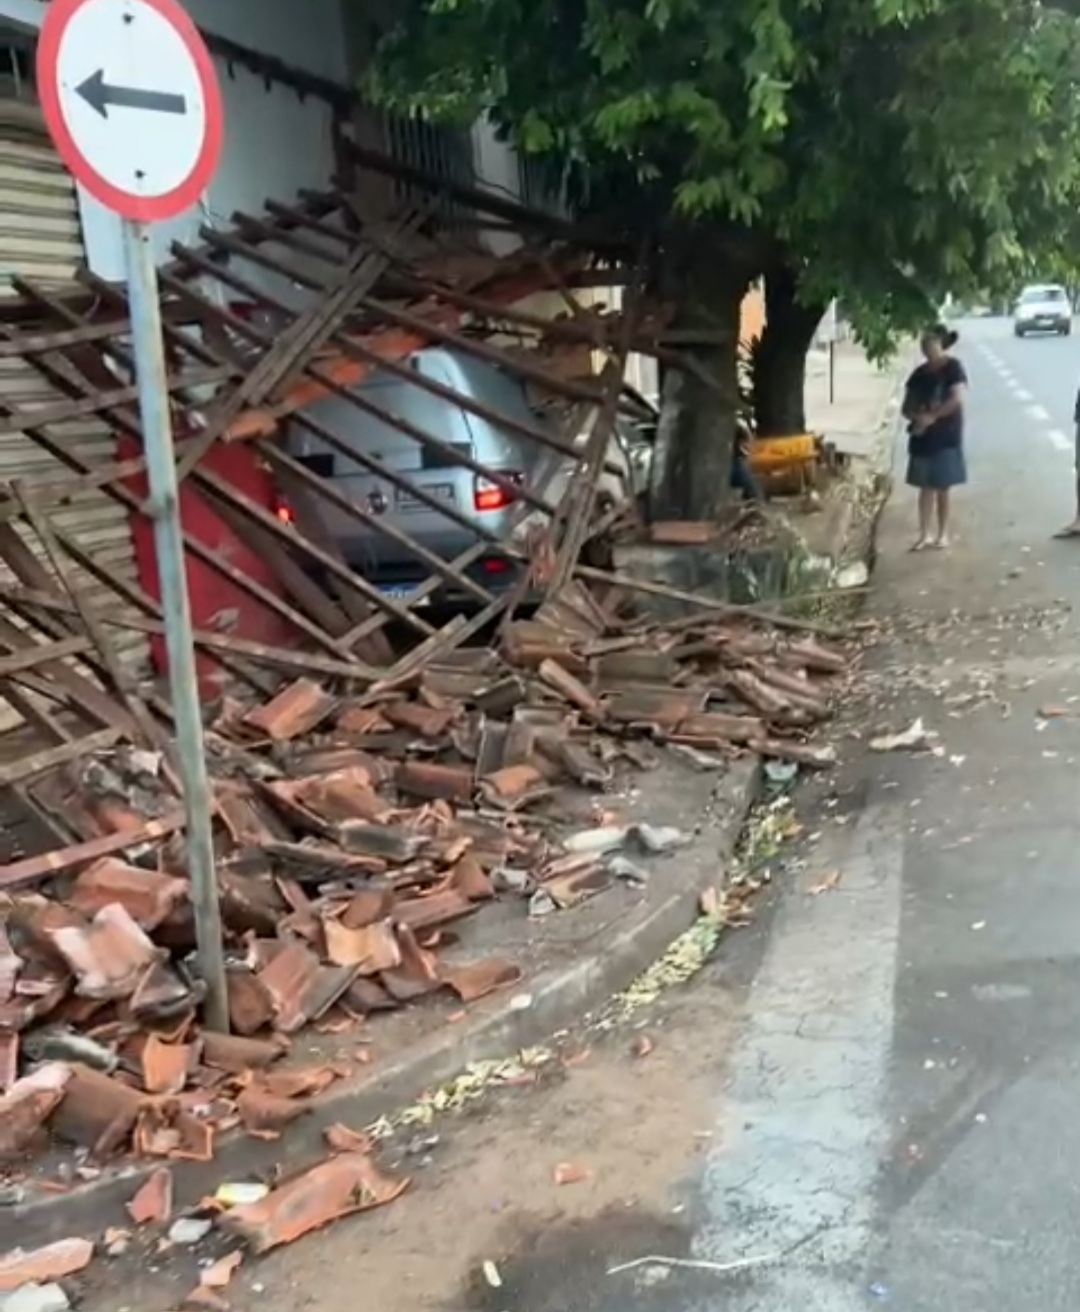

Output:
xmin=76 ymin=69 xmax=187 ymax=119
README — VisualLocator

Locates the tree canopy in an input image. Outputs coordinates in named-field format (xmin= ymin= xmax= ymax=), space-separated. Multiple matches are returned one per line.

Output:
xmin=369 ymin=0 xmax=1080 ymax=508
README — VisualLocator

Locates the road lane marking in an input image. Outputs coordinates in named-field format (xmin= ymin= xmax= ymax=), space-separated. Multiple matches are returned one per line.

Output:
xmin=1047 ymin=428 xmax=1072 ymax=451
xmin=1015 ymin=388 xmax=1034 ymax=403
xmin=1027 ymin=404 xmax=1051 ymax=422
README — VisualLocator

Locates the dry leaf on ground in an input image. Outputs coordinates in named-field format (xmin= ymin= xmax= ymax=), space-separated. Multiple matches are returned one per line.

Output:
xmin=809 ymin=870 xmax=842 ymax=895
xmin=553 ymin=1162 xmax=592 ymax=1186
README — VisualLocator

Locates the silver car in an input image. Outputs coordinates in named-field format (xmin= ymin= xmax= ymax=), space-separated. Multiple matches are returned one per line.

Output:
xmin=1013 ymin=284 xmax=1072 ymax=337
xmin=283 ymin=347 xmax=651 ymax=603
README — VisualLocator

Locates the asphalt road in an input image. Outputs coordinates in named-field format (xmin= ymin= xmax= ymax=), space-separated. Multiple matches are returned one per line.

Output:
xmin=461 ymin=316 xmax=1080 ymax=1311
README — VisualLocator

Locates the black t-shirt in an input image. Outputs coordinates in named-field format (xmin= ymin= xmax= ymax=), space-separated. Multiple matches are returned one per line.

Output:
xmin=905 ymin=356 xmax=966 ymax=455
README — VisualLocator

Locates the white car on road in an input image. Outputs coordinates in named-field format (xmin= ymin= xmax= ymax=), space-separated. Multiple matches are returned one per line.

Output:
xmin=1013 ymin=284 xmax=1073 ymax=337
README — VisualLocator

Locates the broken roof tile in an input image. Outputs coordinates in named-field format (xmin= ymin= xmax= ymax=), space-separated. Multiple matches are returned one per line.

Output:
xmin=257 ymin=942 xmax=356 ymax=1034
xmin=133 ymin=1099 xmax=214 ymax=1162
xmin=48 ymin=904 xmax=163 ymax=1001
xmin=226 ymin=969 xmax=276 ymax=1037
xmin=67 ymin=859 xmax=188 ymax=931
xmin=244 ymin=679 xmax=338 ymax=741
xmin=322 ymin=917 xmax=400 ymax=975
xmin=201 ymin=1032 xmax=288 ymax=1074
xmin=394 ymin=890 xmax=476 ymax=934
xmin=236 ymin=1084 xmax=312 ymax=1139
xmin=394 ymin=760 xmax=475 ymax=803
xmin=478 ymin=764 xmax=550 ymax=811
xmin=447 ymin=853 xmax=495 ymax=902
xmin=441 ymin=958 xmax=522 ymax=1003
xmin=0 ymin=1062 xmax=70 ymax=1160
xmin=48 ymin=1063 xmax=146 ymax=1157
xmin=381 ymin=701 xmax=460 ymax=740
xmin=128 ymin=960 xmax=198 ymax=1024
xmin=219 ymin=1151 xmax=408 ymax=1253
xmin=126 ymin=1165 xmax=174 ymax=1225
xmin=0 ymin=1238 xmax=95 ymax=1292
xmin=141 ymin=1033 xmax=197 ymax=1097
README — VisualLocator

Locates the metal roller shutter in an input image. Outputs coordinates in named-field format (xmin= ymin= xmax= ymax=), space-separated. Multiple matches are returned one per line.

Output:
xmin=0 ymin=101 xmax=148 ymax=734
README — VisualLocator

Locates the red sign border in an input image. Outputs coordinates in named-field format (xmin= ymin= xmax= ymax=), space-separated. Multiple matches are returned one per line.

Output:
xmin=37 ymin=0 xmax=224 ymax=223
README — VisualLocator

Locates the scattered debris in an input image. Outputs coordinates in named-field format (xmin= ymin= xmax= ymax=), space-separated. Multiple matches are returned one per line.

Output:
xmin=213 ymin=1182 xmax=270 ymax=1209
xmin=553 ymin=1162 xmax=592 ymax=1186
xmin=0 ymin=147 xmax=855 ymax=1198
xmin=199 ymin=1252 xmax=244 ymax=1290
xmin=809 ymin=871 xmax=842 ymax=896
xmin=0 ymin=1284 xmax=71 ymax=1312
xmin=607 ymin=1251 xmax=780 ymax=1277
xmin=167 ymin=1218 xmax=214 ymax=1247
xmin=0 ymin=1240 xmax=94 ymax=1292
xmin=482 ymin=1261 xmax=503 ymax=1289
xmin=219 ymin=1151 xmax=409 ymax=1253
xmin=870 ymin=719 xmax=938 ymax=753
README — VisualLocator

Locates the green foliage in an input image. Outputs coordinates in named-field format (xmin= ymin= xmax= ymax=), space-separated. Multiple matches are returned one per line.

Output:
xmin=367 ymin=0 xmax=1080 ymax=349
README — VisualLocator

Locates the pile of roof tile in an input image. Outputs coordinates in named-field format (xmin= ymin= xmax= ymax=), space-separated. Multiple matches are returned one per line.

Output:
xmin=0 ymin=585 xmax=848 ymax=1167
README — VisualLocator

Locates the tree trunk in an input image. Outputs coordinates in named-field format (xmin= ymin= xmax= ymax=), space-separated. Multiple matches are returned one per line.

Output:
xmin=753 ymin=262 xmax=826 ymax=438
xmin=649 ymin=235 xmax=760 ymax=521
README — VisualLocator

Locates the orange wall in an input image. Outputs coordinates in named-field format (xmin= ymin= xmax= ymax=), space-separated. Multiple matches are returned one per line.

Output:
xmin=741 ymin=284 xmax=765 ymax=342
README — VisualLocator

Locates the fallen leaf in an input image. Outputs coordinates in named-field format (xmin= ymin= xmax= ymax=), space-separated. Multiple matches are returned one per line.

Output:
xmin=809 ymin=870 xmax=842 ymax=896
xmin=323 ymin=1123 xmax=373 ymax=1155
xmin=631 ymin=1036 xmax=655 ymax=1059
xmin=699 ymin=888 xmax=721 ymax=918
xmin=562 ymin=1049 xmax=592 ymax=1069
xmin=553 ymin=1162 xmax=592 ymax=1187
xmin=870 ymin=719 xmax=937 ymax=753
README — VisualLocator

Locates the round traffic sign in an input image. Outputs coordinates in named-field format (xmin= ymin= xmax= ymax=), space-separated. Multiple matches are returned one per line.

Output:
xmin=37 ymin=0 xmax=224 ymax=223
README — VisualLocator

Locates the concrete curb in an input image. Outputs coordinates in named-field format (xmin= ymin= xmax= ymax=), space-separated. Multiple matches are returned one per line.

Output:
xmin=12 ymin=759 xmax=761 ymax=1247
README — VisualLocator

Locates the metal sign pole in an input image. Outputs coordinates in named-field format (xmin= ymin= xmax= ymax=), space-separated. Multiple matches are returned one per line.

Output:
xmin=123 ymin=218 xmax=229 ymax=1034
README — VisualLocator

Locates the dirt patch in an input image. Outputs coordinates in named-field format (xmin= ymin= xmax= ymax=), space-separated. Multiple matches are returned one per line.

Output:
xmin=71 ymin=965 xmax=745 ymax=1312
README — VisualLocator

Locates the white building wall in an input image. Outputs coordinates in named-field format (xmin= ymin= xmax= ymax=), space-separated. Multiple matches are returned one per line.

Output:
xmin=77 ymin=0 xmax=347 ymax=280
xmin=0 ymin=0 xmax=527 ymax=283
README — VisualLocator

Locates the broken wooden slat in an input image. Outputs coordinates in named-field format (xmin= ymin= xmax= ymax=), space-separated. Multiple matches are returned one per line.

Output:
xmin=16 ymin=491 xmax=166 ymax=749
xmin=0 ymin=811 xmax=186 ymax=890
xmin=0 ymin=726 xmax=124 ymax=788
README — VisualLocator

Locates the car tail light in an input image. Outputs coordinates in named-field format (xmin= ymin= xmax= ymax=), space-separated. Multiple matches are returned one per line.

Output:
xmin=473 ymin=472 xmax=523 ymax=512
xmin=273 ymin=492 xmax=295 ymax=526
xmin=481 ymin=557 xmax=512 ymax=575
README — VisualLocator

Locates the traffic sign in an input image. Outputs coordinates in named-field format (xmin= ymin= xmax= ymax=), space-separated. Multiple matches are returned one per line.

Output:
xmin=37 ymin=0 xmax=224 ymax=223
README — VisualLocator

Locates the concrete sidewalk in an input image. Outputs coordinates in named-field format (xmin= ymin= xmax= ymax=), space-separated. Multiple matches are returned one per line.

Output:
xmin=805 ymin=340 xmax=910 ymax=470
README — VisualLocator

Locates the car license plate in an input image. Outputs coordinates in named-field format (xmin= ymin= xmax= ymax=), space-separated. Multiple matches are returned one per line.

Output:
xmin=379 ymin=583 xmax=415 ymax=599
xmin=396 ymin=483 xmax=455 ymax=507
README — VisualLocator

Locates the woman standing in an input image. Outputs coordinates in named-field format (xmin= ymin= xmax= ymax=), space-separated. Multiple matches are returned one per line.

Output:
xmin=902 ymin=325 xmax=968 ymax=550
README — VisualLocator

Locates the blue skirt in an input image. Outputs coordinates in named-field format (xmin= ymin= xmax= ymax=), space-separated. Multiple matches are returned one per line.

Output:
xmin=907 ymin=446 xmax=966 ymax=489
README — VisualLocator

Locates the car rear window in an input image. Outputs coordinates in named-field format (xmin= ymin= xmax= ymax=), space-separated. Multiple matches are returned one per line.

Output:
xmin=422 ymin=441 xmax=472 ymax=471
xmin=1022 ymin=287 xmax=1066 ymax=303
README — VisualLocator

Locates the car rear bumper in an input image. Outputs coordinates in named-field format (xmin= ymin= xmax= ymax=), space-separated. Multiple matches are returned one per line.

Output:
xmin=1016 ymin=316 xmax=1070 ymax=332
xmin=353 ymin=554 xmax=524 ymax=607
